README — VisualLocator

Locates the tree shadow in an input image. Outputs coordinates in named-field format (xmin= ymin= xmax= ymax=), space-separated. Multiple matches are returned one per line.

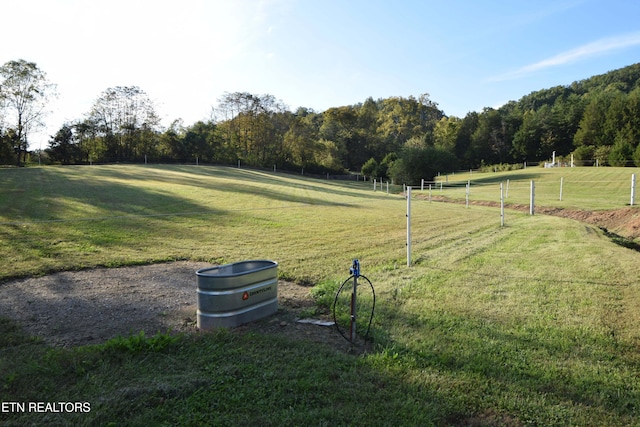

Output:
xmin=371 ymin=298 xmax=638 ymax=421
xmin=168 ymin=165 xmax=401 ymax=204
xmin=465 ymin=172 xmax=543 ymax=185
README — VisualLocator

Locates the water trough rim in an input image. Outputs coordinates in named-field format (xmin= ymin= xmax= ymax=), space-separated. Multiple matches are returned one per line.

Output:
xmin=196 ymin=259 xmax=278 ymax=278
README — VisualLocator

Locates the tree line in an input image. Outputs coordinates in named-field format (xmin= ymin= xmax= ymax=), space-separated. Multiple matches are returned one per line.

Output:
xmin=2 ymin=59 xmax=640 ymax=183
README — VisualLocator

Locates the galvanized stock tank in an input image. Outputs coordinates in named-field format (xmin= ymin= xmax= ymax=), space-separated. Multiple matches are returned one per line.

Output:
xmin=196 ymin=260 xmax=278 ymax=329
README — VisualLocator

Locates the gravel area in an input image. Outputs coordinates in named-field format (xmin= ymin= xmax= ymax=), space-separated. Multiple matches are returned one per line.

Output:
xmin=0 ymin=261 xmax=355 ymax=351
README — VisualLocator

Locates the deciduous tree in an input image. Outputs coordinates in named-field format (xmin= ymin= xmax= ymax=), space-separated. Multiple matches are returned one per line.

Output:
xmin=87 ymin=86 xmax=159 ymax=161
xmin=0 ymin=59 xmax=56 ymax=165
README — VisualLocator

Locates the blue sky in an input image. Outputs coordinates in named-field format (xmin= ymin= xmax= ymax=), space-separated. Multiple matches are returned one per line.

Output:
xmin=2 ymin=0 xmax=640 ymax=148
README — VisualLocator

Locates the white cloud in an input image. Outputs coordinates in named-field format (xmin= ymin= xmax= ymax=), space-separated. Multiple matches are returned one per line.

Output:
xmin=489 ymin=31 xmax=640 ymax=82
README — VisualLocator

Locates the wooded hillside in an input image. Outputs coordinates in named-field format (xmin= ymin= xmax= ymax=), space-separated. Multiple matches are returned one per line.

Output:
xmin=3 ymin=60 xmax=640 ymax=181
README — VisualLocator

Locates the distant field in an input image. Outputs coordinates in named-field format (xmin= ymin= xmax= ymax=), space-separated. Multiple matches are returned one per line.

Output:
xmin=1 ymin=164 xmax=639 ymax=426
xmin=426 ymin=166 xmax=640 ymax=210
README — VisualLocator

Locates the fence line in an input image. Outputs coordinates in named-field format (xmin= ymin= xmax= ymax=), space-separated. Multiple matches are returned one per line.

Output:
xmin=405 ymin=173 xmax=640 ymax=228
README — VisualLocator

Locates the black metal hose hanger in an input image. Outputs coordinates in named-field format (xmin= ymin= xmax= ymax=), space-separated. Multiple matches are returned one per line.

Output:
xmin=333 ymin=259 xmax=375 ymax=344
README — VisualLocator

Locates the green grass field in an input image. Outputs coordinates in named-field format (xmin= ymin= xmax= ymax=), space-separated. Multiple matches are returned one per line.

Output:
xmin=1 ymin=165 xmax=639 ymax=426
xmin=429 ymin=166 xmax=640 ymax=210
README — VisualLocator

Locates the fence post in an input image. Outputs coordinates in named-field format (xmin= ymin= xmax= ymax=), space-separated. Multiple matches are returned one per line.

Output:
xmin=631 ymin=174 xmax=636 ymax=206
xmin=559 ymin=177 xmax=564 ymax=201
xmin=407 ymin=186 xmax=412 ymax=267
xmin=429 ymin=184 xmax=432 ymax=203
xmin=421 ymin=179 xmax=424 ymax=191
xmin=500 ymin=182 xmax=505 ymax=227
xmin=466 ymin=180 xmax=470 ymax=208
xmin=530 ymin=180 xmax=535 ymax=215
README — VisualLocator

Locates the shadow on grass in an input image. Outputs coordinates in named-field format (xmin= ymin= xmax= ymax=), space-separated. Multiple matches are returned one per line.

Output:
xmin=370 ymin=299 xmax=638 ymax=424
xmin=465 ymin=172 xmax=543 ymax=185
xmin=45 ymin=165 xmax=394 ymax=211
xmin=0 ymin=168 xmax=232 ymax=281
xmin=0 ymin=296 xmax=468 ymax=426
xmin=165 ymin=165 xmax=401 ymax=204
xmin=0 ymin=166 xmax=228 ymax=222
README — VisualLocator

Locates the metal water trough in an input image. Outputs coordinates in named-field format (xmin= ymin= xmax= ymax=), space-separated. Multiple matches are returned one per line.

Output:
xmin=196 ymin=260 xmax=278 ymax=329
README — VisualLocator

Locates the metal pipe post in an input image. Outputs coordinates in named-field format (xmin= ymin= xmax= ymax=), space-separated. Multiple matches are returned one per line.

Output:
xmin=349 ymin=260 xmax=360 ymax=343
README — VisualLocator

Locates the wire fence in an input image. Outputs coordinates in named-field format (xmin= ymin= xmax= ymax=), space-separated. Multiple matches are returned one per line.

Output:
xmin=410 ymin=173 xmax=639 ymax=210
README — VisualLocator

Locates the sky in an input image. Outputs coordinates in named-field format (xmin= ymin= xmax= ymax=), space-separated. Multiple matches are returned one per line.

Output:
xmin=2 ymin=0 xmax=640 ymax=149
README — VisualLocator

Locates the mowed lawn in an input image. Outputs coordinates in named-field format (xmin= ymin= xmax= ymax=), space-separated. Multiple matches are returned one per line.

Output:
xmin=431 ymin=166 xmax=640 ymax=210
xmin=0 ymin=165 xmax=418 ymax=281
xmin=1 ymin=165 xmax=639 ymax=426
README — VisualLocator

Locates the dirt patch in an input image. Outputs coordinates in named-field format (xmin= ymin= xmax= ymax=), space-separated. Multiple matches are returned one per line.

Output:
xmin=0 ymin=261 xmax=360 ymax=352
xmin=559 ymin=207 xmax=640 ymax=240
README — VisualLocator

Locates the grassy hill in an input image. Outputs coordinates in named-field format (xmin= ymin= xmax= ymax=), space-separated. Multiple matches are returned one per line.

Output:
xmin=431 ymin=166 xmax=640 ymax=209
xmin=1 ymin=165 xmax=639 ymax=426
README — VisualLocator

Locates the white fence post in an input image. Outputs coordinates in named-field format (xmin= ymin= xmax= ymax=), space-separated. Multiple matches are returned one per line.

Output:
xmin=429 ymin=184 xmax=432 ymax=202
xmin=560 ymin=177 xmax=564 ymax=201
xmin=631 ymin=174 xmax=636 ymax=206
xmin=406 ymin=186 xmax=412 ymax=267
xmin=421 ymin=179 xmax=424 ymax=191
xmin=530 ymin=180 xmax=535 ymax=215
xmin=500 ymin=182 xmax=505 ymax=227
